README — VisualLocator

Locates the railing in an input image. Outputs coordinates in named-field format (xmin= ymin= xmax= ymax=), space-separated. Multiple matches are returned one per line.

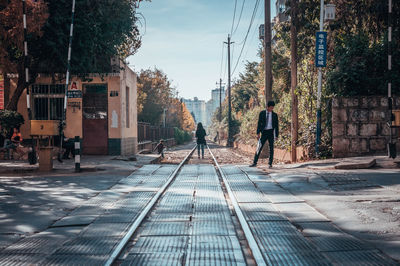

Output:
xmin=138 ymin=122 xmax=175 ymax=143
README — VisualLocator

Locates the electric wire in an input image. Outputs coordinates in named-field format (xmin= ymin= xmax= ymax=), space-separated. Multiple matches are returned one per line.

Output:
xmin=232 ymin=0 xmax=246 ymax=36
xmin=230 ymin=0 xmax=238 ymax=36
xmin=231 ymin=0 xmax=261 ymax=75
xmin=219 ymin=42 xmax=226 ymax=79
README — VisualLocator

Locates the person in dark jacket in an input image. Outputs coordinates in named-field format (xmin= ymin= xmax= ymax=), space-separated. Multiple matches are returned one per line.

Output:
xmin=153 ymin=139 xmax=165 ymax=158
xmin=250 ymin=101 xmax=279 ymax=168
xmin=195 ymin=123 xmax=206 ymax=159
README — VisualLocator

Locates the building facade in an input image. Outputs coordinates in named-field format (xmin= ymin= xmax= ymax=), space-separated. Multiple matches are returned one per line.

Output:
xmin=183 ymin=97 xmax=207 ymax=127
xmin=10 ymin=64 xmax=138 ymax=156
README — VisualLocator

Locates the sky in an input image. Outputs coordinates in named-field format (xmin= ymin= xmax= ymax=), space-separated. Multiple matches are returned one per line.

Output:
xmin=128 ymin=0 xmax=277 ymax=101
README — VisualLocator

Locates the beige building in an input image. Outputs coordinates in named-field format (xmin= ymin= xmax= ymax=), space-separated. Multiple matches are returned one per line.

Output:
xmin=10 ymin=64 xmax=138 ymax=156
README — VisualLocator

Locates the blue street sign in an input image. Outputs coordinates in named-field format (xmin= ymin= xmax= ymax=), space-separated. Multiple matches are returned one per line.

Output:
xmin=315 ymin=31 xmax=327 ymax=67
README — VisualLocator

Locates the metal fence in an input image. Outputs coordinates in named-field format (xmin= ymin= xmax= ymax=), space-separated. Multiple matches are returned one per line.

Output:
xmin=138 ymin=122 xmax=174 ymax=143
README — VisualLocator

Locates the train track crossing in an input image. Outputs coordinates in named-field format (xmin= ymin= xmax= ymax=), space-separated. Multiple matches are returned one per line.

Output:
xmin=0 ymin=144 xmax=397 ymax=265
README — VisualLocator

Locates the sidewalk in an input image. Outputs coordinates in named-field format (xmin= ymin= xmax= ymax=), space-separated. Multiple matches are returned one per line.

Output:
xmin=272 ymin=155 xmax=400 ymax=171
xmin=0 ymin=153 xmax=161 ymax=176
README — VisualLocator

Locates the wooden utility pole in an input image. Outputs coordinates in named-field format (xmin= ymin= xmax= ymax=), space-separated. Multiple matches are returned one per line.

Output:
xmin=290 ymin=0 xmax=299 ymax=163
xmin=225 ymin=35 xmax=234 ymax=147
xmin=264 ymin=0 xmax=273 ymax=105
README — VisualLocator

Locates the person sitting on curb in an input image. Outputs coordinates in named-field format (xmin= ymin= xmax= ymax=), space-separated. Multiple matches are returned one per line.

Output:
xmin=153 ymin=139 xmax=165 ymax=158
xmin=4 ymin=128 xmax=26 ymax=160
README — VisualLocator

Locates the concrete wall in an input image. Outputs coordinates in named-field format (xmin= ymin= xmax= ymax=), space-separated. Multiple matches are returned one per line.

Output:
xmin=332 ymin=96 xmax=400 ymax=157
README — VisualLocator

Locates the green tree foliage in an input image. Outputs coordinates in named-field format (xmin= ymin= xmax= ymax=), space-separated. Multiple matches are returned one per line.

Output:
xmin=231 ymin=62 xmax=261 ymax=114
xmin=137 ymin=68 xmax=174 ymax=125
xmin=137 ymin=68 xmax=195 ymax=132
xmin=0 ymin=110 xmax=24 ymax=138
xmin=0 ymin=0 xmax=146 ymax=111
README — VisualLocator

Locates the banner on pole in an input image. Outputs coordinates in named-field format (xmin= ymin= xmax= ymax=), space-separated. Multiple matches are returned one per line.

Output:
xmin=315 ymin=31 xmax=327 ymax=67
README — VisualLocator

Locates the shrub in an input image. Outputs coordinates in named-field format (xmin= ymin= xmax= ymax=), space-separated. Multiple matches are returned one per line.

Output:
xmin=0 ymin=110 xmax=25 ymax=138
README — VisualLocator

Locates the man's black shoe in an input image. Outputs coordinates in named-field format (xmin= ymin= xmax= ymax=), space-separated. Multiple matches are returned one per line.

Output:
xmin=249 ymin=163 xmax=257 ymax=167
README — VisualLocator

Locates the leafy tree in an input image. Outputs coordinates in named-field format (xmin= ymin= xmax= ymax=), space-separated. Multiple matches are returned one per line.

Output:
xmin=0 ymin=110 xmax=25 ymax=138
xmin=137 ymin=68 xmax=175 ymax=125
xmin=1 ymin=0 xmax=146 ymax=111
xmin=0 ymin=0 xmax=48 ymax=110
xmin=231 ymin=61 xmax=260 ymax=115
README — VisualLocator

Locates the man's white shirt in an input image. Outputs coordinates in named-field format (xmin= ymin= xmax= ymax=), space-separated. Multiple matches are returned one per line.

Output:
xmin=265 ymin=111 xmax=273 ymax=130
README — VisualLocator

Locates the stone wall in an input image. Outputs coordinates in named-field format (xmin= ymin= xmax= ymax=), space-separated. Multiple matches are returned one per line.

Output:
xmin=332 ymin=96 xmax=400 ymax=157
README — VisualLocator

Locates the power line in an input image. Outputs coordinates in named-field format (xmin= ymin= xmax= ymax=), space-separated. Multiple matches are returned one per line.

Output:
xmin=231 ymin=0 xmax=261 ymax=75
xmin=232 ymin=0 xmax=246 ymax=36
xmin=219 ymin=42 xmax=225 ymax=79
xmin=230 ymin=0 xmax=238 ymax=36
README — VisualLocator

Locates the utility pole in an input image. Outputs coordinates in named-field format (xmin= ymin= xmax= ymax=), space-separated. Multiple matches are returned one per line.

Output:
xmin=290 ymin=0 xmax=299 ymax=163
xmin=388 ymin=0 xmax=396 ymax=158
xmin=315 ymin=0 xmax=324 ymax=156
xmin=264 ymin=0 xmax=273 ymax=105
xmin=225 ymin=35 xmax=234 ymax=147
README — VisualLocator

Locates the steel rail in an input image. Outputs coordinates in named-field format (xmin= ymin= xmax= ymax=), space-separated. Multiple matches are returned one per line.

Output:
xmin=207 ymin=145 xmax=267 ymax=266
xmin=104 ymin=144 xmax=197 ymax=266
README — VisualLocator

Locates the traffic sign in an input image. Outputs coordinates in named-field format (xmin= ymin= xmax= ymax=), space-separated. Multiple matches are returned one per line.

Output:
xmin=315 ymin=31 xmax=327 ymax=67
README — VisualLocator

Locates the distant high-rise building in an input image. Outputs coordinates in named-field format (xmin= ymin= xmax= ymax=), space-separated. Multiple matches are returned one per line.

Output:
xmin=183 ymin=87 xmax=226 ymax=130
xmin=183 ymin=97 xmax=207 ymax=127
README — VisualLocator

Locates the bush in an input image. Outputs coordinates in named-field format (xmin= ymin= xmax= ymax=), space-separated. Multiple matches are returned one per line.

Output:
xmin=0 ymin=110 xmax=25 ymax=138
xmin=174 ymin=127 xmax=192 ymax=145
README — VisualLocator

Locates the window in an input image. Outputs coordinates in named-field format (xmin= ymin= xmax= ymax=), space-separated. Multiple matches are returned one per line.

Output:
xmin=31 ymin=84 xmax=65 ymax=120
xmin=126 ymin=86 xmax=130 ymax=128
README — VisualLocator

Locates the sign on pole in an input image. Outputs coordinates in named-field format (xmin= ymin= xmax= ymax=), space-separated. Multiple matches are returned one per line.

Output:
xmin=315 ymin=31 xmax=327 ymax=67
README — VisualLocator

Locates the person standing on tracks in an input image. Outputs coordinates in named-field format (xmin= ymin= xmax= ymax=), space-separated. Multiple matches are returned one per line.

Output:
xmin=249 ymin=101 xmax=279 ymax=168
xmin=195 ymin=122 xmax=206 ymax=159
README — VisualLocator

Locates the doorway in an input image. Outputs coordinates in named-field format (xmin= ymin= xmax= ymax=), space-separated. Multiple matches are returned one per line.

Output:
xmin=82 ymin=84 xmax=108 ymax=154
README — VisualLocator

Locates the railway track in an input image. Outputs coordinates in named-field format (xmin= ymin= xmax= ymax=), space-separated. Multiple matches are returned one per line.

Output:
xmin=108 ymin=145 xmax=265 ymax=265
xmin=5 ymin=143 xmax=394 ymax=265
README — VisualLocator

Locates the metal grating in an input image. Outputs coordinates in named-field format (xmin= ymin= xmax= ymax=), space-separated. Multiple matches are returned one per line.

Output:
xmin=130 ymin=236 xmax=188 ymax=253
xmin=2 ymin=235 xmax=68 ymax=254
xmin=309 ymin=236 xmax=374 ymax=252
xmin=233 ymin=191 xmax=269 ymax=203
xmin=188 ymin=236 xmax=242 ymax=252
xmin=121 ymin=252 xmax=183 ymax=266
xmin=140 ymin=222 xmax=190 ymax=236
xmin=80 ymin=222 xmax=131 ymax=237
xmin=0 ymin=253 xmax=44 ymax=265
xmin=53 ymin=236 xmax=120 ymax=255
xmin=192 ymin=211 xmax=232 ymax=222
xmin=239 ymin=203 xmax=276 ymax=212
xmin=94 ymin=211 xmax=140 ymax=223
xmin=40 ymin=254 xmax=108 ymax=266
xmin=296 ymin=222 xmax=343 ymax=237
xmin=264 ymin=251 xmax=332 ymax=266
xmin=323 ymin=250 xmax=398 ymax=265
xmin=52 ymin=215 xmax=97 ymax=227
xmin=148 ymin=213 xmax=192 ymax=222
xmin=256 ymin=234 xmax=317 ymax=253
xmin=185 ymin=251 xmax=246 ymax=266
xmin=244 ymin=211 xmax=287 ymax=221
xmin=192 ymin=221 xmax=236 ymax=236
xmin=249 ymin=221 xmax=301 ymax=236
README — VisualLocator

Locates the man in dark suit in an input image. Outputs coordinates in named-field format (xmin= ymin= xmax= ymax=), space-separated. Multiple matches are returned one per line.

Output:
xmin=250 ymin=101 xmax=279 ymax=168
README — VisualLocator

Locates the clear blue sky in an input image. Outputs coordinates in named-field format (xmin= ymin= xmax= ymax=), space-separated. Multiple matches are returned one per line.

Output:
xmin=128 ymin=0 xmax=276 ymax=101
